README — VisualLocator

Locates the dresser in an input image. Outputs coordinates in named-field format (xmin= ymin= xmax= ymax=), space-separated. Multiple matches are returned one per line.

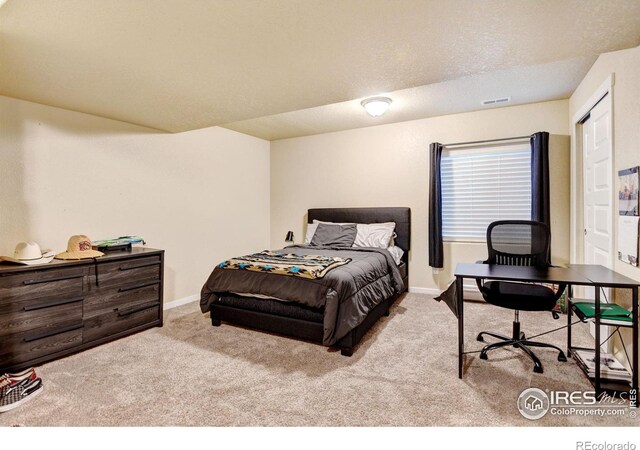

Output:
xmin=0 ymin=248 xmax=164 ymax=373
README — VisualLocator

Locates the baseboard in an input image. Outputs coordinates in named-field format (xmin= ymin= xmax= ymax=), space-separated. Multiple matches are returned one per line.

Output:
xmin=408 ymin=287 xmax=441 ymax=296
xmin=163 ymin=294 xmax=199 ymax=310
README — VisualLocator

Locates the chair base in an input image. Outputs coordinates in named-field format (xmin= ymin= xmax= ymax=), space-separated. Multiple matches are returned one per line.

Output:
xmin=477 ymin=319 xmax=566 ymax=374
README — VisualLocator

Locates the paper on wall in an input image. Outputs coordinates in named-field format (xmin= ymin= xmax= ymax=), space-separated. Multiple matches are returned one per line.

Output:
xmin=618 ymin=216 xmax=639 ymax=266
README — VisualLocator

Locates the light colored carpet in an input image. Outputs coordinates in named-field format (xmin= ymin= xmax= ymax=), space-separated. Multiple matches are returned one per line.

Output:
xmin=0 ymin=293 xmax=636 ymax=426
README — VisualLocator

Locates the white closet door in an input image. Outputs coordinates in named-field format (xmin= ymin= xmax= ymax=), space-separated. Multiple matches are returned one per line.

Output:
xmin=582 ymin=95 xmax=613 ymax=349
xmin=583 ymin=96 xmax=613 ymax=271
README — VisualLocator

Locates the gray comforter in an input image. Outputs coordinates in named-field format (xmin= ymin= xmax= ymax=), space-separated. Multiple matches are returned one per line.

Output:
xmin=200 ymin=245 xmax=404 ymax=345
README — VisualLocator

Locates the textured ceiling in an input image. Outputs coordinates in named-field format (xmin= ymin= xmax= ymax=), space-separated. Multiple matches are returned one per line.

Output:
xmin=224 ymin=56 xmax=597 ymax=140
xmin=1 ymin=0 xmax=640 ymax=136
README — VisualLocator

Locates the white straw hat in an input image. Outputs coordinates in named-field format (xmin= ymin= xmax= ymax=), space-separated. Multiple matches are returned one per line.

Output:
xmin=1 ymin=242 xmax=54 ymax=266
xmin=55 ymin=235 xmax=104 ymax=260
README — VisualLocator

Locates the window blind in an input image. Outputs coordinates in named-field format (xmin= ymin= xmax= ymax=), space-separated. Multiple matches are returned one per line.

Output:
xmin=441 ymin=146 xmax=532 ymax=241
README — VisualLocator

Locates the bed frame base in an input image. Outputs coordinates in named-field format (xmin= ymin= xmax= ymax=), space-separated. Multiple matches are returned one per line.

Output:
xmin=210 ymin=278 xmax=407 ymax=357
xmin=211 ymin=303 xmax=324 ymax=342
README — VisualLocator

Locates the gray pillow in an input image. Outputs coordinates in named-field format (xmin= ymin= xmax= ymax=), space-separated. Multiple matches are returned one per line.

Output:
xmin=310 ymin=223 xmax=357 ymax=247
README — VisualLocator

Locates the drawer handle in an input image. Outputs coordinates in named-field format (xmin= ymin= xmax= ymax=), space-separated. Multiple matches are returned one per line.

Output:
xmin=23 ymin=323 xmax=83 ymax=343
xmin=23 ymin=274 xmax=83 ymax=286
xmin=118 ymin=280 xmax=160 ymax=293
xmin=115 ymin=301 xmax=160 ymax=317
xmin=23 ymin=296 xmax=83 ymax=312
xmin=118 ymin=262 xmax=160 ymax=271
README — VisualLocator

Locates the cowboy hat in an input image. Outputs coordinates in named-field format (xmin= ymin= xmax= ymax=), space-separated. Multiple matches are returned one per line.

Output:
xmin=55 ymin=235 xmax=104 ymax=260
xmin=1 ymin=242 xmax=54 ymax=266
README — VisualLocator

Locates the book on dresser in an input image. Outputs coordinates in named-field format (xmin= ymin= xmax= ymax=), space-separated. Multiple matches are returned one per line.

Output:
xmin=0 ymin=247 xmax=164 ymax=373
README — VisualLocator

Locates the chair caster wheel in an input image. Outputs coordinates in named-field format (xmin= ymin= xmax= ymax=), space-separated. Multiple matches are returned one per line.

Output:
xmin=520 ymin=332 xmax=526 ymax=340
xmin=477 ymin=334 xmax=484 ymax=342
xmin=479 ymin=352 xmax=488 ymax=360
xmin=558 ymin=353 xmax=567 ymax=362
xmin=533 ymin=366 xmax=544 ymax=374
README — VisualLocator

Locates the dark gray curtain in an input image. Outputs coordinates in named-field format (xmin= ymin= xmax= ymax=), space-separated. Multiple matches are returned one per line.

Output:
xmin=428 ymin=142 xmax=444 ymax=268
xmin=531 ymin=131 xmax=551 ymax=262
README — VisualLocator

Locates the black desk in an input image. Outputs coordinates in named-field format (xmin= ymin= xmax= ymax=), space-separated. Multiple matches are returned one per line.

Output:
xmin=454 ymin=263 xmax=639 ymax=405
xmin=454 ymin=263 xmax=591 ymax=286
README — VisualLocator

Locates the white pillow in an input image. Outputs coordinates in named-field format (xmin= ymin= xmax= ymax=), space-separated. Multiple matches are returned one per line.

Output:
xmin=353 ymin=222 xmax=396 ymax=249
xmin=387 ymin=245 xmax=405 ymax=265
xmin=307 ymin=220 xmax=396 ymax=249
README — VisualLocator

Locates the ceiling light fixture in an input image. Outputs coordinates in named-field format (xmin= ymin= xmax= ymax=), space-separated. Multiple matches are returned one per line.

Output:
xmin=361 ymin=96 xmax=392 ymax=117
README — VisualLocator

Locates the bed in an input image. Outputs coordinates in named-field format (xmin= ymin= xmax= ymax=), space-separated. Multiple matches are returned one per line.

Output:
xmin=200 ymin=207 xmax=410 ymax=356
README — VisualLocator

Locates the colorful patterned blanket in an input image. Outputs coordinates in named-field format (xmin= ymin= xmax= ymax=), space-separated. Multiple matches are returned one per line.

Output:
xmin=218 ymin=251 xmax=351 ymax=279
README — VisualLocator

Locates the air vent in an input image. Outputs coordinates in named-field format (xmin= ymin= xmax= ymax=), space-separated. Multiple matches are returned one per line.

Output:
xmin=481 ymin=97 xmax=511 ymax=106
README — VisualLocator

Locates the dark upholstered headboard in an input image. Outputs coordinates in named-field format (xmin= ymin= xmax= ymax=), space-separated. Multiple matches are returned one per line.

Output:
xmin=307 ymin=207 xmax=411 ymax=255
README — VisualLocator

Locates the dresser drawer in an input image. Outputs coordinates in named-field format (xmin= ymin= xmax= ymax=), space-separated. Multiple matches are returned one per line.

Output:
xmin=89 ymin=256 xmax=161 ymax=289
xmin=0 ymin=297 xmax=83 ymax=337
xmin=0 ymin=323 xmax=83 ymax=369
xmin=84 ymin=282 xmax=160 ymax=318
xmin=83 ymin=301 xmax=160 ymax=343
xmin=0 ymin=267 xmax=84 ymax=308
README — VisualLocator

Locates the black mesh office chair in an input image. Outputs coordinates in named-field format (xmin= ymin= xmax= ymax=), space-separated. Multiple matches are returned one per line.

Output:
xmin=476 ymin=220 xmax=567 ymax=374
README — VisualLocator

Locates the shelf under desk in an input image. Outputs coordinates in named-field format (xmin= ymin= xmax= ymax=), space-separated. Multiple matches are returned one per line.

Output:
xmin=570 ymin=300 xmax=634 ymax=328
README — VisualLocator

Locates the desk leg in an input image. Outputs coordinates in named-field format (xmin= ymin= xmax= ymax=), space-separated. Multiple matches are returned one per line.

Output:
xmin=457 ymin=276 xmax=464 ymax=379
xmin=567 ymin=285 xmax=573 ymax=357
xmin=632 ymin=287 xmax=638 ymax=408
xmin=595 ymin=288 xmax=601 ymax=397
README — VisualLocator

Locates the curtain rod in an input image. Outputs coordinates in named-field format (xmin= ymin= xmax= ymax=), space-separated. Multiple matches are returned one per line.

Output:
xmin=443 ymin=135 xmax=530 ymax=148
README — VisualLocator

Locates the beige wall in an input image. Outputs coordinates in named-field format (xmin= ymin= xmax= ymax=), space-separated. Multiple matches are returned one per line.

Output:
xmin=271 ymin=100 xmax=571 ymax=291
xmin=569 ymin=45 xmax=640 ymax=366
xmin=0 ymin=95 xmax=270 ymax=303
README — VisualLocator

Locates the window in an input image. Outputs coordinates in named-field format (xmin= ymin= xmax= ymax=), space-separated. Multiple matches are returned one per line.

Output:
xmin=441 ymin=143 xmax=532 ymax=241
